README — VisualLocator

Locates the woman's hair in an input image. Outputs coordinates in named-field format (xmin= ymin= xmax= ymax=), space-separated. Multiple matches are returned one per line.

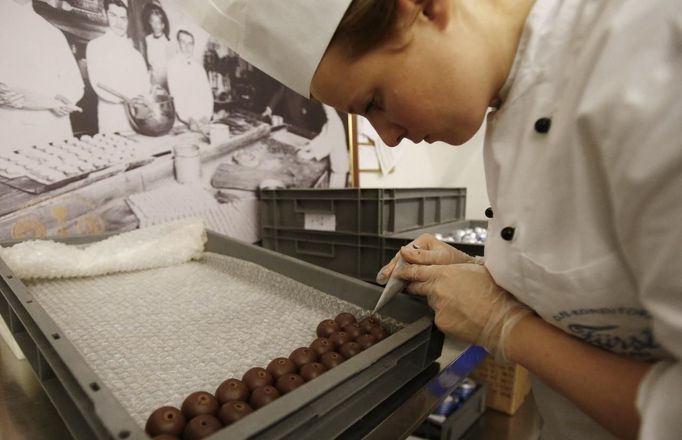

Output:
xmin=142 ymin=4 xmax=170 ymax=40
xmin=104 ymin=0 xmax=127 ymax=13
xmin=331 ymin=0 xmax=399 ymax=56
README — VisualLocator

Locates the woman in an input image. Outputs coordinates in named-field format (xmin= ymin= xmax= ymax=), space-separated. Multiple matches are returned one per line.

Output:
xmin=142 ymin=3 xmax=173 ymax=87
xmin=185 ymin=0 xmax=681 ymax=438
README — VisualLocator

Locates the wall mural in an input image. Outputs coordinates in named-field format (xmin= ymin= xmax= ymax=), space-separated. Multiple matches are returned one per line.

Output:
xmin=0 ymin=0 xmax=351 ymax=242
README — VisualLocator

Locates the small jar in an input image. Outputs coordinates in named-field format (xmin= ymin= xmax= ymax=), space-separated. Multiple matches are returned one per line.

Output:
xmin=174 ymin=144 xmax=201 ymax=184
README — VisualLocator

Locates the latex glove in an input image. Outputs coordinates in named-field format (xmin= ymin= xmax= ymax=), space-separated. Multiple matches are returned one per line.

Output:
xmin=376 ymin=233 xmax=483 ymax=284
xmin=397 ymin=262 xmax=533 ymax=362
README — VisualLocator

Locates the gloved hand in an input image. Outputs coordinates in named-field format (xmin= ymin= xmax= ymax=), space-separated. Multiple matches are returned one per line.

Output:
xmin=376 ymin=233 xmax=483 ymax=284
xmin=396 ymin=262 xmax=533 ymax=362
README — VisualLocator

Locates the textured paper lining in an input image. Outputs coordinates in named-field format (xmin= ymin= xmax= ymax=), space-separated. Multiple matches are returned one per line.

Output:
xmin=26 ymin=252 xmax=402 ymax=427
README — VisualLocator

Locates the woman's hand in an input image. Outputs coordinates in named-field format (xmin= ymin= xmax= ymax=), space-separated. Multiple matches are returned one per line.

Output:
xmin=376 ymin=233 xmax=481 ymax=284
xmin=397 ymin=262 xmax=533 ymax=361
xmin=0 ymin=86 xmax=25 ymax=109
xmin=50 ymin=95 xmax=81 ymax=117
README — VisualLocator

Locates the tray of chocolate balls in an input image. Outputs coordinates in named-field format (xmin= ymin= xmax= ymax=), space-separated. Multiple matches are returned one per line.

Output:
xmin=0 ymin=231 xmax=442 ymax=440
xmin=145 ymin=313 xmax=392 ymax=439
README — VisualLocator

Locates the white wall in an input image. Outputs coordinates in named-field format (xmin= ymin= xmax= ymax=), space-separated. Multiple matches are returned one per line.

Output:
xmin=359 ymin=124 xmax=490 ymax=220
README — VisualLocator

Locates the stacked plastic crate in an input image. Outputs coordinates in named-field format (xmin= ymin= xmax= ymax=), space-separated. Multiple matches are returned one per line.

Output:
xmin=259 ymin=188 xmax=474 ymax=283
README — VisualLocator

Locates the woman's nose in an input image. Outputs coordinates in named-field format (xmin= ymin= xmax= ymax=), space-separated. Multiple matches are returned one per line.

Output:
xmin=370 ymin=116 xmax=406 ymax=147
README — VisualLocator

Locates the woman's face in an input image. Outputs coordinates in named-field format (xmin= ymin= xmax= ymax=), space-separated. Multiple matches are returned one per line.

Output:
xmin=150 ymin=13 xmax=165 ymax=36
xmin=311 ymin=0 xmax=498 ymax=147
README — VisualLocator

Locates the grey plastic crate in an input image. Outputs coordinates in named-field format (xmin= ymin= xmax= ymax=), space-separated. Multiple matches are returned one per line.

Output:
xmin=261 ymin=227 xmax=389 ymax=282
xmin=260 ymin=221 xmax=486 ymax=284
xmin=259 ymin=188 xmax=466 ymax=236
xmin=0 ymin=231 xmax=446 ymax=440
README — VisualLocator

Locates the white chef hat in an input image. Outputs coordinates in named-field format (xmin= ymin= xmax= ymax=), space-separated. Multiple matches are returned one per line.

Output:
xmin=180 ymin=0 xmax=353 ymax=97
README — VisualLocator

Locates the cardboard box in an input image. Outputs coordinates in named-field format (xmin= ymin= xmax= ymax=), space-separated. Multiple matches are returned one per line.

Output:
xmin=469 ymin=357 xmax=531 ymax=415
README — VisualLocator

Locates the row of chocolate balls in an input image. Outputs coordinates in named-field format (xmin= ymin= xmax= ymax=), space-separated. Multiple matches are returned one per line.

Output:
xmin=145 ymin=313 xmax=389 ymax=439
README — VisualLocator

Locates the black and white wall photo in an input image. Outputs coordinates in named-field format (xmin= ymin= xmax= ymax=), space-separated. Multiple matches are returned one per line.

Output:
xmin=0 ymin=0 xmax=351 ymax=242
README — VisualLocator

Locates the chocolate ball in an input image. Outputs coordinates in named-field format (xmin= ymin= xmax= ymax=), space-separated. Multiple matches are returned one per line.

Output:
xmin=358 ymin=316 xmax=381 ymax=333
xmin=309 ymin=337 xmax=334 ymax=356
xmin=266 ymin=357 xmax=297 ymax=380
xmin=218 ymin=400 xmax=253 ymax=426
xmin=275 ymin=373 xmax=305 ymax=394
xmin=334 ymin=312 xmax=357 ymax=328
xmin=339 ymin=341 xmax=362 ymax=358
xmin=328 ymin=331 xmax=352 ymax=348
xmin=242 ymin=367 xmax=274 ymax=391
xmin=181 ymin=391 xmax=219 ymax=419
xmin=370 ymin=325 xmax=390 ymax=342
xmin=145 ymin=406 xmax=186 ymax=437
xmin=316 ymin=319 xmax=340 ymax=338
xmin=356 ymin=333 xmax=377 ymax=350
xmin=152 ymin=435 xmax=180 ymax=440
xmin=182 ymin=414 xmax=221 ymax=440
xmin=215 ymin=379 xmax=249 ymax=405
xmin=299 ymin=362 xmax=327 ymax=381
xmin=342 ymin=323 xmax=364 ymax=340
xmin=289 ymin=347 xmax=318 ymax=368
xmin=320 ymin=351 xmax=345 ymax=369
xmin=249 ymin=385 xmax=280 ymax=409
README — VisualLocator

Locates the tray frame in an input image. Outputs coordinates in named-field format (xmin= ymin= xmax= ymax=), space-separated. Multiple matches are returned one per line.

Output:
xmin=0 ymin=230 xmax=445 ymax=439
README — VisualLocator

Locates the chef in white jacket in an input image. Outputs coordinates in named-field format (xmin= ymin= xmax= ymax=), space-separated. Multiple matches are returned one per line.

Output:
xmin=297 ymin=105 xmax=350 ymax=188
xmin=181 ymin=0 xmax=682 ymax=438
xmin=0 ymin=0 xmax=84 ymax=152
xmin=87 ymin=0 xmax=151 ymax=134
xmin=166 ymin=29 xmax=214 ymax=129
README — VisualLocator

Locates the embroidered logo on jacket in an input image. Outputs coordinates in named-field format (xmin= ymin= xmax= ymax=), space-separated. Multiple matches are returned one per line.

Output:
xmin=567 ymin=323 xmax=659 ymax=359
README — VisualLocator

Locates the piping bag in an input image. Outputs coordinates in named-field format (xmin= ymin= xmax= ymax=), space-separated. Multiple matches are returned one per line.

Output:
xmin=372 ymin=244 xmax=417 ymax=314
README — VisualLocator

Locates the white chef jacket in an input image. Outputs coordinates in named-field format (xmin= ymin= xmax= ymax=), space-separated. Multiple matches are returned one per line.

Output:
xmin=86 ymin=31 xmax=151 ymax=134
xmin=166 ymin=55 xmax=214 ymax=124
xmin=0 ymin=1 xmax=83 ymax=152
xmin=303 ymin=105 xmax=350 ymax=188
xmin=483 ymin=1 xmax=682 ymax=439
xmin=145 ymin=33 xmax=174 ymax=86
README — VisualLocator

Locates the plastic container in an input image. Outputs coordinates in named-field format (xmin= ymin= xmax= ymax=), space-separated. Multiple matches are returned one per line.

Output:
xmin=261 ymin=220 xmax=487 ymax=284
xmin=261 ymin=227 xmax=390 ymax=282
xmin=259 ymin=188 xmax=467 ymax=236
xmin=0 ymin=231 xmax=447 ymax=440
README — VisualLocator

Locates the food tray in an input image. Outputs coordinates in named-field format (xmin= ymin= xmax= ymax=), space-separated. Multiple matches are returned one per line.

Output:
xmin=0 ymin=231 xmax=444 ymax=439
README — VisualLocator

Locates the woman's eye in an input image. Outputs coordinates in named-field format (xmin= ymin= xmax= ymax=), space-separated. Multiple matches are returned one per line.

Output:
xmin=365 ymin=97 xmax=380 ymax=114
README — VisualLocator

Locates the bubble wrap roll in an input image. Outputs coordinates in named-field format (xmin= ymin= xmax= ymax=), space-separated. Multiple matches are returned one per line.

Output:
xmin=0 ymin=221 xmax=207 ymax=280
